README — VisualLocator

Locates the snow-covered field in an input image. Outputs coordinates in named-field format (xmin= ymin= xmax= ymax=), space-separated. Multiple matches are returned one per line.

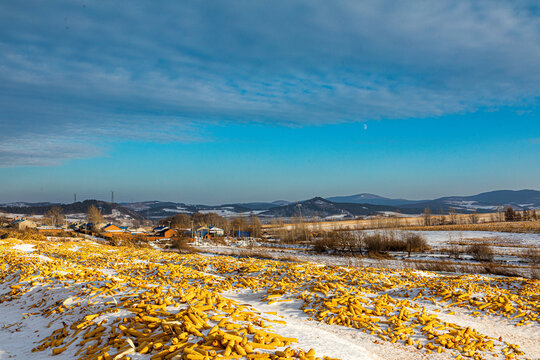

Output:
xmin=195 ymin=230 xmax=540 ymax=271
xmin=359 ymin=230 xmax=540 ymax=249
xmin=1 ymin=236 xmax=539 ymax=360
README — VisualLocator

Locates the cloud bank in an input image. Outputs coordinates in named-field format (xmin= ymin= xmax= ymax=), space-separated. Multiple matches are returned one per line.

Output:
xmin=1 ymin=0 xmax=539 ymax=165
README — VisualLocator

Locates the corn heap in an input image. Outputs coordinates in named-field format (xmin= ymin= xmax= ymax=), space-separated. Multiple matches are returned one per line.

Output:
xmin=1 ymin=236 xmax=539 ymax=360
xmin=0 ymin=239 xmax=324 ymax=360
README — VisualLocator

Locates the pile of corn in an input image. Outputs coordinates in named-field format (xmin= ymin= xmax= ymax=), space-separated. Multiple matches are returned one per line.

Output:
xmin=0 ymin=239 xmax=324 ymax=359
xmin=1 ymin=236 xmax=538 ymax=360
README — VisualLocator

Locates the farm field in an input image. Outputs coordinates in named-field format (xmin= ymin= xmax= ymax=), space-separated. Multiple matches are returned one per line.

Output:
xmin=195 ymin=230 xmax=540 ymax=278
xmin=1 ymin=236 xmax=539 ymax=360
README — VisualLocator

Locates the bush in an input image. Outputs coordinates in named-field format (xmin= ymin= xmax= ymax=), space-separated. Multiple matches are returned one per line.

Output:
xmin=174 ymin=237 xmax=196 ymax=253
xmin=363 ymin=232 xmax=407 ymax=254
xmin=467 ymin=243 xmax=494 ymax=262
xmin=313 ymin=233 xmax=340 ymax=253
xmin=404 ymin=233 xmax=428 ymax=254
xmin=313 ymin=230 xmax=427 ymax=257
xmin=313 ymin=231 xmax=361 ymax=253
xmin=362 ymin=233 xmax=386 ymax=253
xmin=523 ymin=249 xmax=540 ymax=265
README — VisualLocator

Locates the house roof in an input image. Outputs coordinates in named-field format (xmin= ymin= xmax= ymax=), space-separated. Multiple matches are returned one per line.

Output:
xmin=102 ymin=223 xmax=121 ymax=231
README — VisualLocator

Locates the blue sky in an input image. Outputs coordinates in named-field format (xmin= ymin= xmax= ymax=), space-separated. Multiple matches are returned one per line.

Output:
xmin=0 ymin=1 xmax=539 ymax=204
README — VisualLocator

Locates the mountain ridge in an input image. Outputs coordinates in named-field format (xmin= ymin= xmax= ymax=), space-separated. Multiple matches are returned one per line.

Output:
xmin=1 ymin=189 xmax=539 ymax=220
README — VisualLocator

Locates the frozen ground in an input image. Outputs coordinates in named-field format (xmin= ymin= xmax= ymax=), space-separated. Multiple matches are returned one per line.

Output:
xmin=359 ymin=230 xmax=540 ymax=249
xmin=194 ymin=230 xmax=540 ymax=277
xmin=1 ymin=237 xmax=539 ymax=360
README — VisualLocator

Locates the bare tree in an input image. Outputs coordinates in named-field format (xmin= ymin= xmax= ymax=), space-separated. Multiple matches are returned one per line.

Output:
xmin=448 ymin=207 xmax=457 ymax=225
xmin=46 ymin=206 xmax=64 ymax=226
xmin=164 ymin=214 xmax=191 ymax=229
xmin=248 ymin=213 xmax=262 ymax=238
xmin=423 ymin=207 xmax=432 ymax=226
xmin=87 ymin=205 xmax=104 ymax=224
xmin=469 ymin=210 xmax=479 ymax=224
xmin=504 ymin=206 xmax=515 ymax=222
xmin=497 ymin=206 xmax=505 ymax=222
xmin=231 ymin=216 xmax=248 ymax=236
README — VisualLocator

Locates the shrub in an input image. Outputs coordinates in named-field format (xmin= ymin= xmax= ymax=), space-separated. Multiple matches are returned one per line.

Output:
xmin=448 ymin=244 xmax=462 ymax=260
xmin=362 ymin=232 xmax=407 ymax=254
xmin=467 ymin=243 xmax=494 ymax=262
xmin=362 ymin=233 xmax=386 ymax=253
xmin=313 ymin=234 xmax=340 ymax=253
xmin=206 ymin=236 xmax=227 ymax=246
xmin=313 ymin=231 xmax=361 ymax=253
xmin=404 ymin=233 xmax=428 ymax=254
xmin=523 ymin=249 xmax=540 ymax=265
xmin=174 ymin=237 xmax=196 ymax=253
xmin=483 ymin=263 xmax=520 ymax=277
xmin=314 ymin=230 xmax=426 ymax=257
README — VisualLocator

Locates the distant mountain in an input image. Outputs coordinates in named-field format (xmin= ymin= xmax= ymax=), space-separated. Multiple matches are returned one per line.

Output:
xmin=398 ymin=189 xmax=540 ymax=213
xmin=327 ymin=193 xmax=423 ymax=206
xmin=0 ymin=200 xmax=144 ymax=220
xmin=225 ymin=202 xmax=278 ymax=210
xmin=261 ymin=197 xmax=351 ymax=219
xmin=260 ymin=197 xmax=404 ymax=219
xmin=326 ymin=189 xmax=540 ymax=214
xmin=122 ymin=201 xmax=264 ymax=219
xmin=0 ymin=202 xmax=53 ymax=208
xmin=2 ymin=190 xmax=538 ymax=221
xmin=448 ymin=189 xmax=540 ymax=205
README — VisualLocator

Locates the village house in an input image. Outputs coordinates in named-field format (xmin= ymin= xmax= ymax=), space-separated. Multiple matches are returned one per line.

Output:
xmin=195 ymin=226 xmax=224 ymax=238
xmin=153 ymin=226 xmax=176 ymax=238
xmin=10 ymin=219 xmax=37 ymax=230
xmin=101 ymin=223 xmax=124 ymax=233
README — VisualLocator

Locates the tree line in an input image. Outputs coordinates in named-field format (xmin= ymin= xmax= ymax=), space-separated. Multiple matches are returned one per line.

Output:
xmin=159 ymin=212 xmax=262 ymax=237
xmin=422 ymin=206 xmax=538 ymax=226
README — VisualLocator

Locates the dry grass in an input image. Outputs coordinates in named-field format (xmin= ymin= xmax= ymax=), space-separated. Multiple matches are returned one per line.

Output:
xmin=313 ymin=231 xmax=361 ymax=253
xmin=173 ymin=237 xmax=198 ymax=253
xmin=210 ymin=248 xmax=304 ymax=263
xmin=411 ymin=259 xmax=538 ymax=278
xmin=312 ymin=230 xmax=428 ymax=258
xmin=523 ymin=248 xmax=540 ymax=265
xmin=466 ymin=243 xmax=495 ymax=262
xmin=402 ymin=221 xmax=540 ymax=233
xmin=0 ymin=229 xmax=47 ymax=241
xmin=109 ymin=236 xmax=153 ymax=249
xmin=413 ymin=259 xmax=459 ymax=273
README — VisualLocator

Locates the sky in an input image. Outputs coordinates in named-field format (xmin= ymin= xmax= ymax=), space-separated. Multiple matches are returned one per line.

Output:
xmin=0 ymin=0 xmax=539 ymax=204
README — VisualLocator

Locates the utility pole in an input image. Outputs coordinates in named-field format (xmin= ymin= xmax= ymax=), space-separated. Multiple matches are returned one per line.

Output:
xmin=74 ymin=193 xmax=77 ymax=203
xmin=111 ymin=191 xmax=114 ymax=204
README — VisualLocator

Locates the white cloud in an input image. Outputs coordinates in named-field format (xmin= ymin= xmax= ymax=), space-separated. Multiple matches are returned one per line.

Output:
xmin=0 ymin=0 xmax=539 ymax=165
